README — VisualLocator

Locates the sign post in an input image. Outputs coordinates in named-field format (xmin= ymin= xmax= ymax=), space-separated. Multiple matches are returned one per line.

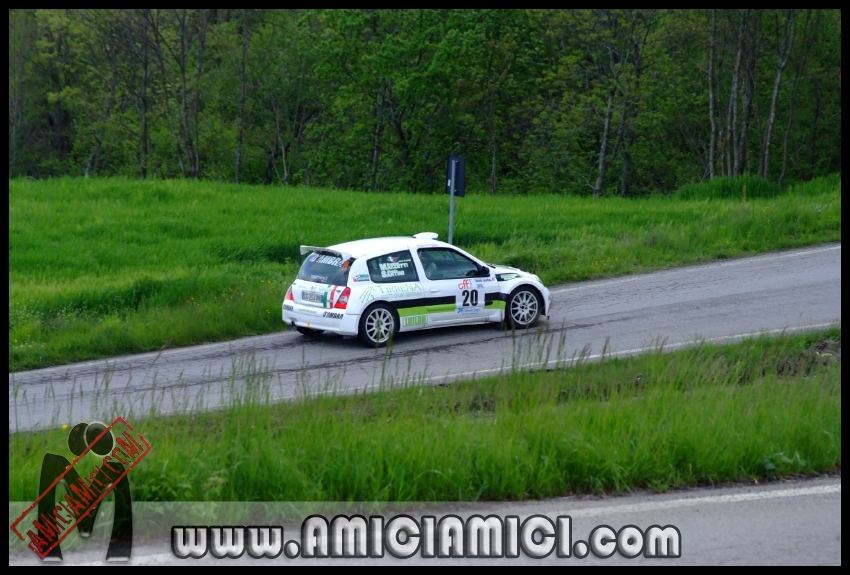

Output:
xmin=445 ymin=155 xmax=465 ymax=245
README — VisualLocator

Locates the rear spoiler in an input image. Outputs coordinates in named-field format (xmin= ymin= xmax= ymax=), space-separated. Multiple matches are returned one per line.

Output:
xmin=300 ymin=245 xmax=353 ymax=262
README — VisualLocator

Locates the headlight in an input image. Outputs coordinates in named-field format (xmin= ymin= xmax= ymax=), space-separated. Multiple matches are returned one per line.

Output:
xmin=496 ymin=273 xmax=520 ymax=282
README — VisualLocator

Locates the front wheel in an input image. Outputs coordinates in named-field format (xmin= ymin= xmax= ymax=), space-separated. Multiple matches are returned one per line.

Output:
xmin=358 ymin=303 xmax=398 ymax=347
xmin=505 ymin=287 xmax=541 ymax=329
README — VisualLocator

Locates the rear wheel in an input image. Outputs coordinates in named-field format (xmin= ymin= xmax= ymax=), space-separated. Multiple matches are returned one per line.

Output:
xmin=358 ymin=303 xmax=398 ymax=347
xmin=505 ymin=287 xmax=541 ymax=329
xmin=296 ymin=326 xmax=324 ymax=337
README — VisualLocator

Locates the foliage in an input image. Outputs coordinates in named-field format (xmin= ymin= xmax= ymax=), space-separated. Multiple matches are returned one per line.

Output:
xmin=8 ymin=9 xmax=842 ymax=194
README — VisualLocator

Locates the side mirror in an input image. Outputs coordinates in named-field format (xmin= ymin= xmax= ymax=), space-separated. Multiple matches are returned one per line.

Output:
xmin=479 ymin=265 xmax=490 ymax=278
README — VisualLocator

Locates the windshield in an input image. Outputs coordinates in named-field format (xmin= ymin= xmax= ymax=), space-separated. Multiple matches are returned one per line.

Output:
xmin=296 ymin=252 xmax=352 ymax=286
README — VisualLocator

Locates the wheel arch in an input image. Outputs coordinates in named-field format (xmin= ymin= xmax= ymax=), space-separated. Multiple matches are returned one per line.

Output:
xmin=505 ymin=282 xmax=545 ymax=313
xmin=504 ymin=283 xmax=545 ymax=329
xmin=361 ymin=298 xmax=401 ymax=319
xmin=357 ymin=300 xmax=401 ymax=346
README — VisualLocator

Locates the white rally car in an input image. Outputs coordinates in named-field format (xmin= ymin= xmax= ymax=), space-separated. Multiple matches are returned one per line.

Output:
xmin=282 ymin=233 xmax=551 ymax=347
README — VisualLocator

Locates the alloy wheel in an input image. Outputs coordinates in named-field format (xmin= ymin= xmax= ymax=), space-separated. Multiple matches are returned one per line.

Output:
xmin=510 ymin=290 xmax=539 ymax=327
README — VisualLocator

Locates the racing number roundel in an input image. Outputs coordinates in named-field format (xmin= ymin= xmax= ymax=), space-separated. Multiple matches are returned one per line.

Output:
xmin=456 ymin=278 xmax=481 ymax=312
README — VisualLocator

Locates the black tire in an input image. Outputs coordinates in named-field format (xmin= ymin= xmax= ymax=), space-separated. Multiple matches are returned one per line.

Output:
xmin=296 ymin=326 xmax=324 ymax=337
xmin=504 ymin=286 xmax=542 ymax=329
xmin=358 ymin=303 xmax=398 ymax=348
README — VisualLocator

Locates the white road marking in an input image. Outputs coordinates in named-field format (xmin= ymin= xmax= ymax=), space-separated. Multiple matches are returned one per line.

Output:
xmin=58 ymin=483 xmax=841 ymax=565
xmin=70 ymin=553 xmax=176 ymax=566
xmin=288 ymin=321 xmax=839 ymax=400
xmin=551 ymin=483 xmax=841 ymax=520
xmin=549 ymin=244 xmax=841 ymax=294
xmin=416 ymin=321 xmax=838 ymax=385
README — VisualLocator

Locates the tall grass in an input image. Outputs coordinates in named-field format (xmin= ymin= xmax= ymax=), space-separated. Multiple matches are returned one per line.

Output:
xmin=675 ymin=172 xmax=841 ymax=200
xmin=8 ymin=329 xmax=841 ymax=502
xmin=9 ymin=174 xmax=841 ymax=370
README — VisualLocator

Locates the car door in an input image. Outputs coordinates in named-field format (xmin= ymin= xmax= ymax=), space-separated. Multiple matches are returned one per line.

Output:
xmin=415 ymin=247 xmax=498 ymax=324
xmin=362 ymin=250 xmax=429 ymax=331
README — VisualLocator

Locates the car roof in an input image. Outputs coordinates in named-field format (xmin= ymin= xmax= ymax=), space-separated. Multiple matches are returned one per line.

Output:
xmin=327 ymin=235 xmax=449 ymax=259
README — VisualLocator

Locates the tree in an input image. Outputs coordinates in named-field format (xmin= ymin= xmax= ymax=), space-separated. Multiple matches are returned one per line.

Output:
xmin=707 ymin=9 xmax=717 ymax=180
xmin=150 ymin=9 xmax=212 ymax=178
xmin=7 ymin=9 xmax=843 ymax=190
xmin=235 ymin=9 xmax=251 ymax=184
xmin=9 ymin=10 xmax=45 ymax=177
xmin=759 ymin=9 xmax=795 ymax=180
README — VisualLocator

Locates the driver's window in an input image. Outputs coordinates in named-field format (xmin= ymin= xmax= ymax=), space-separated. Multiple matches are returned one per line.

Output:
xmin=418 ymin=248 xmax=480 ymax=280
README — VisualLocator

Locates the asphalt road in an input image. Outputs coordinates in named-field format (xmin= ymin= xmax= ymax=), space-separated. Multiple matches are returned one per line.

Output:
xmin=8 ymin=243 xmax=841 ymax=432
xmin=8 ymin=475 xmax=841 ymax=565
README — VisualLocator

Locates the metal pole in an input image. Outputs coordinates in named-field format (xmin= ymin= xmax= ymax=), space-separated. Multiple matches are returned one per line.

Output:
xmin=448 ymin=159 xmax=456 ymax=245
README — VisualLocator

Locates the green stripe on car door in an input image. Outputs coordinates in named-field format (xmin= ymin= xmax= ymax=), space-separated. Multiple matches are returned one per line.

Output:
xmin=425 ymin=303 xmax=457 ymax=313
xmin=396 ymin=304 xmax=457 ymax=316
xmin=397 ymin=306 xmax=429 ymax=318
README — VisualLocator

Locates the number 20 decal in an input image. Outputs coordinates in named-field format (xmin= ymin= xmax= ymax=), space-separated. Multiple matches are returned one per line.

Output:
xmin=461 ymin=289 xmax=479 ymax=307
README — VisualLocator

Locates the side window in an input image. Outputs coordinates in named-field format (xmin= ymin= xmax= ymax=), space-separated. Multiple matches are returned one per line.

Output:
xmin=367 ymin=250 xmax=419 ymax=283
xmin=418 ymin=248 xmax=481 ymax=280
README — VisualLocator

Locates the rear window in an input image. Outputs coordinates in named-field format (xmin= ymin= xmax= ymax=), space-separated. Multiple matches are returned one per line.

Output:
xmin=367 ymin=250 xmax=418 ymax=283
xmin=297 ymin=252 xmax=352 ymax=285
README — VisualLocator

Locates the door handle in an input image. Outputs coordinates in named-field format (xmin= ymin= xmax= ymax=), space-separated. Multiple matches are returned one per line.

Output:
xmin=429 ymin=289 xmax=440 ymax=293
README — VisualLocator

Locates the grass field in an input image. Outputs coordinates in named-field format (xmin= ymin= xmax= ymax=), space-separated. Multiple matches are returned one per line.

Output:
xmin=8 ymin=328 xmax=841 ymax=503
xmin=8 ymin=173 xmax=841 ymax=371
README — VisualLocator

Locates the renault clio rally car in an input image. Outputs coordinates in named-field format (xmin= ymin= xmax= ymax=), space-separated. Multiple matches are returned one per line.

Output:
xmin=282 ymin=232 xmax=551 ymax=347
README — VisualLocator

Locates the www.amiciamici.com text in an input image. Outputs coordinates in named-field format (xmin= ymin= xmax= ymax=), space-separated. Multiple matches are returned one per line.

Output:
xmin=172 ymin=515 xmax=681 ymax=560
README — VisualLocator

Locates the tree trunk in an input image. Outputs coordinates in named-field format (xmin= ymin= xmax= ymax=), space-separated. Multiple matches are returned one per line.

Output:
xmin=84 ymin=114 xmax=106 ymax=179
xmin=737 ymin=20 xmax=754 ymax=177
xmin=731 ymin=10 xmax=746 ymax=176
xmin=46 ymin=27 xmax=73 ymax=166
xmin=619 ymin=147 xmax=630 ymax=197
xmin=779 ymin=10 xmax=811 ymax=187
xmin=737 ymin=74 xmax=751 ymax=176
xmin=708 ymin=9 xmax=717 ymax=180
xmin=808 ymin=86 xmax=821 ymax=179
xmin=264 ymin=147 xmax=282 ymax=185
xmin=177 ymin=10 xmax=195 ymax=177
xmin=723 ymin=85 xmax=732 ymax=178
xmin=86 ymin=46 xmax=120 ymax=178
xmin=593 ymin=91 xmax=615 ymax=198
xmin=8 ymin=11 xmax=34 ymax=177
xmin=724 ymin=23 xmax=737 ymax=180
xmin=152 ymin=10 xmax=186 ymax=177
xmin=279 ymin=111 xmax=289 ymax=185
xmin=369 ymin=119 xmax=382 ymax=190
xmin=369 ymin=86 xmax=386 ymax=190
xmin=489 ymin=91 xmax=497 ymax=195
xmin=778 ymin=76 xmax=798 ymax=187
xmin=761 ymin=10 xmax=795 ymax=180
xmin=235 ymin=10 xmax=249 ymax=184
xmin=172 ymin=9 xmax=206 ymax=179
xmin=191 ymin=10 xmax=208 ymax=178
xmin=265 ymin=100 xmax=285 ymax=185
xmin=140 ymin=10 xmax=149 ymax=180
